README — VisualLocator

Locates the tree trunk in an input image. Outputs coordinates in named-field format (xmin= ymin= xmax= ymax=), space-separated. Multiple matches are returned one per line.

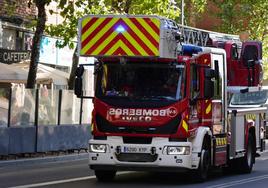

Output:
xmin=124 ymin=0 xmax=132 ymax=13
xmin=68 ymin=45 xmax=79 ymax=90
xmin=186 ymin=1 xmax=196 ymax=27
xmin=26 ymin=0 xmax=47 ymax=88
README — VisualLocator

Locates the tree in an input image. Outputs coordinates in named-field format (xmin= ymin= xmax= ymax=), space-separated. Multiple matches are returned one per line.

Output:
xmin=210 ymin=0 xmax=268 ymax=79
xmin=184 ymin=0 xmax=207 ymax=26
xmin=47 ymin=0 xmax=207 ymax=89
xmin=210 ymin=0 xmax=268 ymax=53
xmin=47 ymin=0 xmax=180 ymax=89
xmin=27 ymin=0 xmax=51 ymax=88
xmin=245 ymin=1 xmax=268 ymax=79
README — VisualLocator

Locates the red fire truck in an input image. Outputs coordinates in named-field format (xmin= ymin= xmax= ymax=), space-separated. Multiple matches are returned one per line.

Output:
xmin=75 ymin=15 xmax=266 ymax=182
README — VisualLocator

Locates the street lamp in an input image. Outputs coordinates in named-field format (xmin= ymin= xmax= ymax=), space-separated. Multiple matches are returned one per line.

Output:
xmin=181 ymin=0 xmax=184 ymax=26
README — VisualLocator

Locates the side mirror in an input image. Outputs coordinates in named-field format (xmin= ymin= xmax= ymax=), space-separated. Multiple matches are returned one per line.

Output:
xmin=74 ymin=77 xmax=82 ymax=97
xmin=204 ymin=68 xmax=215 ymax=99
xmin=205 ymin=68 xmax=215 ymax=78
xmin=231 ymin=43 xmax=239 ymax=60
xmin=76 ymin=66 xmax=84 ymax=77
xmin=204 ymin=79 xmax=214 ymax=99
xmin=241 ymin=43 xmax=260 ymax=68
xmin=74 ymin=66 xmax=84 ymax=97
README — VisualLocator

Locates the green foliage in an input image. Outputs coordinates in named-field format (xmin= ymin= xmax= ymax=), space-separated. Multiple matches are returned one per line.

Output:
xmin=191 ymin=0 xmax=207 ymax=12
xmin=3 ymin=1 xmax=17 ymax=17
xmin=46 ymin=0 xmax=207 ymax=48
xmin=45 ymin=0 xmax=207 ymax=89
xmin=128 ymin=0 xmax=180 ymax=21
xmin=46 ymin=0 xmax=186 ymax=48
xmin=212 ymin=0 xmax=268 ymax=79
xmin=213 ymin=0 xmax=245 ymax=34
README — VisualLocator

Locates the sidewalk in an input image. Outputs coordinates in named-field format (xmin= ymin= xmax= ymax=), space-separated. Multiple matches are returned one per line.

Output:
xmin=0 ymin=152 xmax=88 ymax=167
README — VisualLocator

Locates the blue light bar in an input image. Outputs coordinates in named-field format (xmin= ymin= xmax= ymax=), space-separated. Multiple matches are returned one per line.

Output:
xmin=182 ymin=44 xmax=203 ymax=56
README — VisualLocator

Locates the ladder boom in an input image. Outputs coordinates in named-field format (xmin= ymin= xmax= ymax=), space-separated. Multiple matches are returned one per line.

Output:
xmin=177 ymin=24 xmax=240 ymax=46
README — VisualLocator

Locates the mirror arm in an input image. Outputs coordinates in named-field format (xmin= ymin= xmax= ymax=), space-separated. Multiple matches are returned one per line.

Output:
xmin=190 ymin=98 xmax=197 ymax=106
xmin=190 ymin=91 xmax=200 ymax=105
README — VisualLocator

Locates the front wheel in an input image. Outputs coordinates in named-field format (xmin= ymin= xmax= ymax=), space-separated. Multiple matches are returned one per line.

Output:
xmin=192 ymin=147 xmax=210 ymax=182
xmin=95 ymin=170 xmax=116 ymax=182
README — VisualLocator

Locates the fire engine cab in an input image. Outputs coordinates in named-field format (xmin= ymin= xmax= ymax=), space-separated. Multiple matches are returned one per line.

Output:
xmin=75 ymin=15 xmax=266 ymax=182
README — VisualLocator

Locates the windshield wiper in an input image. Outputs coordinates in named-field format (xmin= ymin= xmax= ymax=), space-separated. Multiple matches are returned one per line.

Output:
xmin=101 ymin=95 xmax=176 ymax=101
xmin=140 ymin=96 xmax=176 ymax=101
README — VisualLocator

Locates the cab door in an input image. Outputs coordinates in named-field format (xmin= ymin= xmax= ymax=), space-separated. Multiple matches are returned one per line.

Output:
xmin=211 ymin=49 xmax=228 ymax=166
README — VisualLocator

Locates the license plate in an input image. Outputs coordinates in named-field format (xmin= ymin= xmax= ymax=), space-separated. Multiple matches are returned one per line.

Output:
xmin=121 ymin=146 xmax=151 ymax=153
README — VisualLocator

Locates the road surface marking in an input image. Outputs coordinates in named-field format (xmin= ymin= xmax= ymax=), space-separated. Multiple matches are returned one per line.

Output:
xmin=8 ymin=176 xmax=96 ymax=188
xmin=207 ymin=174 xmax=268 ymax=188
xmin=9 ymin=172 xmax=130 ymax=188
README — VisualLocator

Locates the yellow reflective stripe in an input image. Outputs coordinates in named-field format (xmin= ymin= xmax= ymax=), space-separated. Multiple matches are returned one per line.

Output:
xmin=216 ymin=138 xmax=220 ymax=146
xmin=106 ymin=40 xmax=134 ymax=56
xmin=91 ymin=122 xmax=94 ymax=132
xmin=81 ymin=17 xmax=160 ymax=56
xmin=136 ymin=18 xmax=159 ymax=41
xmin=81 ymin=17 xmax=105 ymax=42
xmin=182 ymin=120 xmax=188 ymax=132
xmin=81 ymin=18 xmax=119 ymax=55
xmin=245 ymin=114 xmax=256 ymax=121
xmin=102 ymin=65 xmax=108 ymax=93
xmin=91 ymin=31 xmax=118 ymax=55
xmin=122 ymin=30 xmax=148 ymax=55
xmin=206 ymin=103 xmax=211 ymax=114
xmin=216 ymin=137 xmax=227 ymax=146
xmin=82 ymin=17 xmax=91 ymax=28
xmin=123 ymin=19 xmax=158 ymax=55
xmin=151 ymin=18 xmax=161 ymax=29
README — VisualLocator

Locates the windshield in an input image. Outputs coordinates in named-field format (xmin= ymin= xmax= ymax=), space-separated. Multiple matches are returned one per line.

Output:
xmin=230 ymin=90 xmax=268 ymax=105
xmin=96 ymin=63 xmax=186 ymax=101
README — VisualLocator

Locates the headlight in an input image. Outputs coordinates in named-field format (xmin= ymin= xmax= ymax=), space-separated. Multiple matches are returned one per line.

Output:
xmin=89 ymin=144 xmax=107 ymax=153
xmin=166 ymin=146 xmax=190 ymax=155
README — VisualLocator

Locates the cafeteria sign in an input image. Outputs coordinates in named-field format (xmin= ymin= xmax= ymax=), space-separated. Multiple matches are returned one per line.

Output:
xmin=0 ymin=48 xmax=31 ymax=64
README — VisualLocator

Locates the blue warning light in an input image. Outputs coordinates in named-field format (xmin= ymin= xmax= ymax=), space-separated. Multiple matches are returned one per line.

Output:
xmin=182 ymin=44 xmax=203 ymax=56
xmin=116 ymin=25 xmax=125 ymax=33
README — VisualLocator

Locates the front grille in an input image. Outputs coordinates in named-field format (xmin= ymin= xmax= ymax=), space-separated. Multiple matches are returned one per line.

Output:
xmin=116 ymin=153 xmax=158 ymax=162
xmin=96 ymin=114 xmax=180 ymax=134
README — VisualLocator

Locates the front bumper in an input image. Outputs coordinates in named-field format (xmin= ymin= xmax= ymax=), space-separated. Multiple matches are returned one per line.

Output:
xmin=88 ymin=136 xmax=200 ymax=172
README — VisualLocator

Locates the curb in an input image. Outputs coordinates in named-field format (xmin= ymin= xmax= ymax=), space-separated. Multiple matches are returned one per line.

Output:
xmin=0 ymin=153 xmax=88 ymax=167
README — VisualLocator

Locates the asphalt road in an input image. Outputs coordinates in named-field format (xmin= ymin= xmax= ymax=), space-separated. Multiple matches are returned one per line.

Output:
xmin=2 ymin=151 xmax=268 ymax=188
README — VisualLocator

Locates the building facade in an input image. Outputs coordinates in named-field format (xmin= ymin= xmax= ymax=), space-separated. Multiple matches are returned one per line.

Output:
xmin=0 ymin=0 xmax=77 ymax=69
xmin=0 ymin=0 xmax=35 ymax=52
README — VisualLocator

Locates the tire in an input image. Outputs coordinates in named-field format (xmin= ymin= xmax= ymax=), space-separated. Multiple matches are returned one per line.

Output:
xmin=237 ymin=134 xmax=255 ymax=173
xmin=95 ymin=170 xmax=116 ymax=182
xmin=193 ymin=140 xmax=210 ymax=182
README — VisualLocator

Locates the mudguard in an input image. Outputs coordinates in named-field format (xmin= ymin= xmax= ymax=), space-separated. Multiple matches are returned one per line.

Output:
xmin=189 ymin=126 xmax=212 ymax=153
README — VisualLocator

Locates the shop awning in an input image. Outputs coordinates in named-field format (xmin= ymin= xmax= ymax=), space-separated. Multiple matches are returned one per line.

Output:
xmin=0 ymin=63 xmax=28 ymax=83
xmin=0 ymin=62 xmax=70 ymax=86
